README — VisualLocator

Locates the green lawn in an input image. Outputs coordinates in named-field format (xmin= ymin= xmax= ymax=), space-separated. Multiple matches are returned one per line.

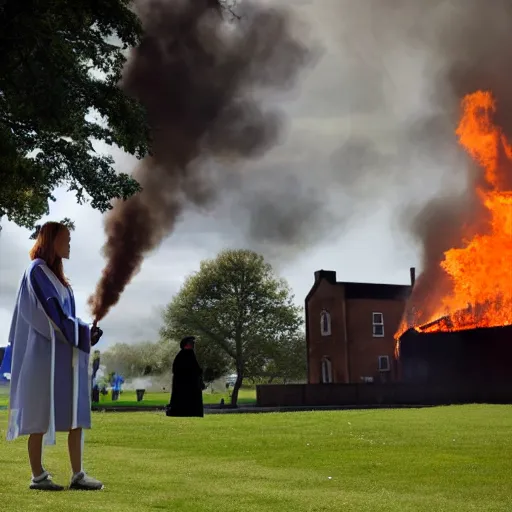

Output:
xmin=0 ymin=405 xmax=511 ymax=511
xmin=0 ymin=387 xmax=257 ymax=408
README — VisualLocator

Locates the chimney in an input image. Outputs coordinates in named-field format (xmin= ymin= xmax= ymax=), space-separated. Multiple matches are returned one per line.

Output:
xmin=314 ymin=270 xmax=337 ymax=285
xmin=410 ymin=267 xmax=416 ymax=287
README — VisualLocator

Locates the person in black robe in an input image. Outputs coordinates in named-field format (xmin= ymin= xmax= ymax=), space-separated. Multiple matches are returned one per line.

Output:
xmin=166 ymin=336 xmax=205 ymax=417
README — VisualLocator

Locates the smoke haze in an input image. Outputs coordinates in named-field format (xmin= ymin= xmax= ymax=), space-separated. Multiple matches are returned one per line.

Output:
xmin=326 ymin=0 xmax=512 ymax=323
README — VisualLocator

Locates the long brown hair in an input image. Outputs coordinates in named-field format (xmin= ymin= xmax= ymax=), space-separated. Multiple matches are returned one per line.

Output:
xmin=29 ymin=222 xmax=70 ymax=287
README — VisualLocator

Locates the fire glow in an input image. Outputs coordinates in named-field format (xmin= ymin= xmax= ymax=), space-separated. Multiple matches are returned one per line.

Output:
xmin=395 ymin=90 xmax=512 ymax=353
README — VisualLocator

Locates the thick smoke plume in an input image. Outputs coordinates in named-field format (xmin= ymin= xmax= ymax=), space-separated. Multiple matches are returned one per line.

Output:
xmin=88 ymin=0 xmax=313 ymax=321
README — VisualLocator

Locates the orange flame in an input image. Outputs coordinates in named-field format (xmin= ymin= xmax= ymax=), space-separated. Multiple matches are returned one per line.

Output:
xmin=395 ymin=90 xmax=512 ymax=356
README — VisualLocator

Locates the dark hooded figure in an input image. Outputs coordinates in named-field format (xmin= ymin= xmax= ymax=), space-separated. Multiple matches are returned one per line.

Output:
xmin=166 ymin=336 xmax=205 ymax=417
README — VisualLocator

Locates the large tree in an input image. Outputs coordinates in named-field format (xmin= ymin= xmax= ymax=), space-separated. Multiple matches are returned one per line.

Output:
xmin=160 ymin=249 xmax=303 ymax=406
xmin=0 ymin=0 xmax=149 ymax=229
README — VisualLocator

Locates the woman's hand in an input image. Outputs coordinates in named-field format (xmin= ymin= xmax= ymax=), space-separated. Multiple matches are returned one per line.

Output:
xmin=91 ymin=326 xmax=103 ymax=347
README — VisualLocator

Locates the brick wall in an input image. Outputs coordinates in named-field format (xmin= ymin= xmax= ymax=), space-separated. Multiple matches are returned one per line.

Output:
xmin=345 ymin=298 xmax=406 ymax=382
xmin=257 ymin=383 xmax=512 ymax=407
xmin=306 ymin=279 xmax=347 ymax=383
xmin=306 ymin=280 xmax=407 ymax=384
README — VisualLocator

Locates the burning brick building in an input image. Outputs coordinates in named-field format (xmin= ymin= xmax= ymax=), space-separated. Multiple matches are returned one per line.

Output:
xmin=257 ymin=90 xmax=512 ymax=407
xmin=306 ymin=269 xmax=413 ymax=384
xmin=257 ymin=262 xmax=512 ymax=407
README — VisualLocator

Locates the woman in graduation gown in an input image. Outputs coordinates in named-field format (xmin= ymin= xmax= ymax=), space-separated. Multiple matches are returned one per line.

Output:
xmin=166 ymin=336 xmax=205 ymax=417
xmin=6 ymin=222 xmax=104 ymax=491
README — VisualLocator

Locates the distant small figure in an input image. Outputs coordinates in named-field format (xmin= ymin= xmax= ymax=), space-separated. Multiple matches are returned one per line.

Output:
xmin=111 ymin=373 xmax=124 ymax=401
xmin=166 ymin=336 xmax=205 ymax=418
xmin=0 ymin=343 xmax=12 ymax=381
xmin=220 ymin=398 xmax=225 ymax=408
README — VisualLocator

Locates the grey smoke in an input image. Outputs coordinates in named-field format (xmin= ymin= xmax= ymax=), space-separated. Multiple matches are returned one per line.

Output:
xmin=321 ymin=0 xmax=512 ymax=324
xmin=235 ymin=0 xmax=512 ymax=281
xmin=240 ymin=174 xmax=328 ymax=251
xmin=402 ymin=0 xmax=512 ymax=321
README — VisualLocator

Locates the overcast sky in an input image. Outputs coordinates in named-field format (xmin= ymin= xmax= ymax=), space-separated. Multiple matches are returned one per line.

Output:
xmin=0 ymin=0 xmax=469 ymax=348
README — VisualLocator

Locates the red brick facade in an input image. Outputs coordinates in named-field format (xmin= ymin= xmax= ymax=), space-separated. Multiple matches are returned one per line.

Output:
xmin=306 ymin=270 xmax=412 ymax=384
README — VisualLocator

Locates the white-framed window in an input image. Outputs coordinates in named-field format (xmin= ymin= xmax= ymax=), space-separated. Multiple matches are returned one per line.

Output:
xmin=372 ymin=312 xmax=384 ymax=337
xmin=320 ymin=310 xmax=331 ymax=336
xmin=321 ymin=357 xmax=333 ymax=383
xmin=378 ymin=355 xmax=390 ymax=372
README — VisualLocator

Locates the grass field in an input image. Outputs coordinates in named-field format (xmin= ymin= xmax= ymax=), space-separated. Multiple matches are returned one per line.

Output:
xmin=0 ymin=387 xmax=257 ymax=408
xmin=0 ymin=405 xmax=511 ymax=511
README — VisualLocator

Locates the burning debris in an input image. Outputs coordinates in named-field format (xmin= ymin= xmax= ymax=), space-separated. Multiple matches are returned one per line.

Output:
xmin=88 ymin=0 xmax=313 ymax=322
xmin=396 ymin=90 xmax=512 ymax=355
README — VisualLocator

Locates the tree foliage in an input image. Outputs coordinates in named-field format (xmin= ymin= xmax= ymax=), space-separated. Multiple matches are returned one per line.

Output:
xmin=29 ymin=217 xmax=75 ymax=239
xmin=241 ymin=332 xmax=307 ymax=384
xmin=0 ymin=0 xmax=149 ymax=229
xmin=194 ymin=337 xmax=232 ymax=385
xmin=160 ymin=249 xmax=304 ymax=406
xmin=257 ymin=333 xmax=307 ymax=384
xmin=101 ymin=339 xmax=178 ymax=378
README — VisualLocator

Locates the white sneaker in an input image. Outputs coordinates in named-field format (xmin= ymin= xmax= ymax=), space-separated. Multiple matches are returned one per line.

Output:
xmin=69 ymin=471 xmax=104 ymax=491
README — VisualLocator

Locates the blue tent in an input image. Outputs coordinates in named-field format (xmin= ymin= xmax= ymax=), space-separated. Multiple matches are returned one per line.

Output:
xmin=0 ymin=344 xmax=12 ymax=380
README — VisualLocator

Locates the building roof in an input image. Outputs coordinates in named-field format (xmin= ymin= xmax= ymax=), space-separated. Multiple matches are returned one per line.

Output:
xmin=305 ymin=269 xmax=412 ymax=303
xmin=343 ymin=282 xmax=411 ymax=300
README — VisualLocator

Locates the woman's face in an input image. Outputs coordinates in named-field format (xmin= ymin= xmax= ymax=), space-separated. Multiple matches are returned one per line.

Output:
xmin=54 ymin=228 xmax=71 ymax=259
